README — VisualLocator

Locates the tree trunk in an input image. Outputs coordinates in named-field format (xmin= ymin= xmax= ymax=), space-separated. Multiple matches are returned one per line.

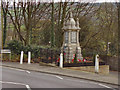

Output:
xmin=1 ymin=2 xmax=3 ymax=49
xmin=51 ymin=2 xmax=55 ymax=48
xmin=3 ymin=9 xmax=7 ymax=47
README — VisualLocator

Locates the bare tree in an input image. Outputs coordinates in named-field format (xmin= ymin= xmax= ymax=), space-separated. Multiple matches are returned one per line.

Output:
xmin=5 ymin=1 xmax=51 ymax=45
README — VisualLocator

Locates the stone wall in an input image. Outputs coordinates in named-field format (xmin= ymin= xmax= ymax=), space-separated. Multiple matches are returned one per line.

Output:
xmin=65 ymin=65 xmax=109 ymax=75
xmin=100 ymin=56 xmax=118 ymax=71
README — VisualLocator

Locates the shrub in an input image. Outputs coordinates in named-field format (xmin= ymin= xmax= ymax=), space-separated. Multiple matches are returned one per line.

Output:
xmin=93 ymin=54 xmax=96 ymax=65
xmin=7 ymin=40 xmax=23 ymax=54
xmin=73 ymin=54 xmax=77 ymax=63
xmin=32 ymin=46 xmax=41 ymax=58
xmin=23 ymin=45 xmax=32 ymax=54
xmin=11 ymin=54 xmax=20 ymax=62
xmin=7 ymin=40 xmax=60 ymax=62
xmin=1 ymin=54 xmax=10 ymax=61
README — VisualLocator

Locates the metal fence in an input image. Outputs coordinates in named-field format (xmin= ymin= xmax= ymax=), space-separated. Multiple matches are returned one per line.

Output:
xmin=37 ymin=48 xmax=61 ymax=64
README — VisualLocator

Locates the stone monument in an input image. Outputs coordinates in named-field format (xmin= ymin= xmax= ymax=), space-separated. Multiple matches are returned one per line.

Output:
xmin=61 ymin=11 xmax=83 ymax=62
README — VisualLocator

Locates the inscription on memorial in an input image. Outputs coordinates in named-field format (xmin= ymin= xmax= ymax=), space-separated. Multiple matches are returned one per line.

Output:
xmin=71 ymin=31 xmax=77 ymax=43
xmin=65 ymin=32 xmax=69 ymax=43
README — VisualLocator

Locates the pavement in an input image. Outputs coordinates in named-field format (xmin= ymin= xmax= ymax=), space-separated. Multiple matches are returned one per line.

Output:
xmin=0 ymin=61 xmax=119 ymax=87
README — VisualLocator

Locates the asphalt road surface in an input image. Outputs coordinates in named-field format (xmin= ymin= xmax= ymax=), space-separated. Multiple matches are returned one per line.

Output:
xmin=0 ymin=66 xmax=118 ymax=90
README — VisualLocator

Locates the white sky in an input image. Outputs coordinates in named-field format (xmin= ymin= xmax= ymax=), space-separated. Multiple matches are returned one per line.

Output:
xmin=1 ymin=0 xmax=119 ymax=3
xmin=0 ymin=0 xmax=119 ymax=7
xmin=96 ymin=0 xmax=119 ymax=2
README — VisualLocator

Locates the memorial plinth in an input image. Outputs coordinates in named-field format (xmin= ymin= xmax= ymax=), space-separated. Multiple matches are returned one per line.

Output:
xmin=61 ymin=11 xmax=83 ymax=62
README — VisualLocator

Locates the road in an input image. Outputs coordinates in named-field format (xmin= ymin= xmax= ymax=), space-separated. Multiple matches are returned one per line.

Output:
xmin=0 ymin=66 xmax=118 ymax=90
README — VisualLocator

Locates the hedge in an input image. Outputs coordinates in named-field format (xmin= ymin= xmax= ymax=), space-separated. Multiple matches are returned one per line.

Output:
xmin=7 ymin=40 xmax=60 ymax=60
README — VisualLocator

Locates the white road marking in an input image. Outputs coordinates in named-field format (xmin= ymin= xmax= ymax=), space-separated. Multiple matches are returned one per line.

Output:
xmin=2 ymin=66 xmax=31 ymax=74
xmin=26 ymin=85 xmax=31 ymax=90
xmin=89 ymin=82 xmax=115 ymax=90
xmin=66 ymin=79 xmax=114 ymax=89
xmin=0 ymin=81 xmax=26 ymax=86
xmin=3 ymin=67 xmax=25 ymax=72
xmin=26 ymin=71 xmax=31 ymax=74
xmin=0 ymin=81 xmax=31 ymax=90
xmin=98 ymin=83 xmax=113 ymax=88
xmin=66 ymin=79 xmax=95 ymax=84
xmin=55 ymin=76 xmax=63 ymax=80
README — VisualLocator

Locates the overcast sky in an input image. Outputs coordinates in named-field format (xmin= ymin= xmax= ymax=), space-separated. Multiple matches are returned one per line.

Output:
xmin=96 ymin=0 xmax=119 ymax=2
xmin=0 ymin=0 xmax=119 ymax=6
xmin=1 ymin=0 xmax=119 ymax=3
